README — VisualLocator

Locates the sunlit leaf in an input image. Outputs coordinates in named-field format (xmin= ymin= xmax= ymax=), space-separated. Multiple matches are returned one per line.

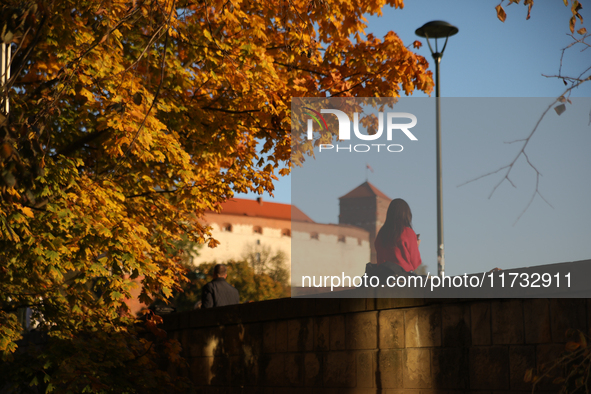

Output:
xmin=524 ymin=368 xmax=534 ymax=382
xmin=496 ymin=4 xmax=507 ymax=22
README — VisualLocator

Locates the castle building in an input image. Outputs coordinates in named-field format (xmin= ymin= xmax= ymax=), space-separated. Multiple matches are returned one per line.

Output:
xmin=196 ymin=182 xmax=391 ymax=285
xmin=196 ymin=197 xmax=307 ymax=270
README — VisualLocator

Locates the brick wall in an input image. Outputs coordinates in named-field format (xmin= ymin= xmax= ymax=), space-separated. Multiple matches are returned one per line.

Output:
xmin=163 ymin=297 xmax=590 ymax=393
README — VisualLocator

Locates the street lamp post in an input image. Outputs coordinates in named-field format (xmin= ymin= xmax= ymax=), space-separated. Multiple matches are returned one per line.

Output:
xmin=415 ymin=21 xmax=458 ymax=277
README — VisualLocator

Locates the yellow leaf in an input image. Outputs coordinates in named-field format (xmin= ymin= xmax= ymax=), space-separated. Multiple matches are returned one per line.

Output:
xmin=496 ymin=4 xmax=507 ymax=22
xmin=566 ymin=341 xmax=581 ymax=351
xmin=577 ymin=27 xmax=587 ymax=35
xmin=524 ymin=368 xmax=533 ymax=382
xmin=18 ymin=206 xmax=34 ymax=218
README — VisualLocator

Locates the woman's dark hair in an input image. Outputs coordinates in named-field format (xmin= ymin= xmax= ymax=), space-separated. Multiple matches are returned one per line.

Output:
xmin=375 ymin=198 xmax=413 ymax=249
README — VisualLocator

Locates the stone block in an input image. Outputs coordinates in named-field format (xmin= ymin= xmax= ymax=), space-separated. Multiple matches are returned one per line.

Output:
xmin=261 ymin=353 xmax=286 ymax=387
xmin=330 ymin=315 xmax=346 ymax=350
xmin=179 ymin=310 xmax=191 ymax=330
xmin=357 ymin=351 xmax=375 ymax=388
xmin=192 ymin=308 xmax=217 ymax=328
xmin=286 ymin=298 xmax=316 ymax=319
xmin=340 ymin=298 xmax=368 ymax=313
xmin=190 ymin=356 xmax=213 ymax=385
xmin=323 ymin=351 xmax=356 ymax=387
xmin=382 ymin=390 xmax=422 ymax=394
xmin=304 ymin=352 xmax=322 ymax=387
xmin=209 ymin=356 xmax=230 ymax=386
xmin=509 ymin=345 xmax=535 ymax=391
xmin=431 ymin=348 xmax=468 ymax=390
xmin=239 ymin=343 xmax=260 ymax=387
xmin=237 ymin=300 xmax=266 ymax=324
xmin=204 ymin=387 xmax=234 ymax=394
xmin=469 ymin=346 xmax=509 ymax=390
xmin=307 ymin=389 xmax=339 ymax=394
xmin=405 ymin=306 xmax=441 ymax=348
xmin=277 ymin=320 xmax=289 ymax=352
xmin=314 ymin=298 xmax=341 ymax=316
xmin=441 ymin=304 xmax=471 ymax=347
xmin=244 ymin=322 xmax=263 ymax=356
xmin=224 ymin=324 xmax=244 ymax=356
xmin=376 ymin=349 xmax=404 ymax=389
xmin=215 ymin=304 xmax=242 ymax=325
xmin=549 ymin=299 xmax=587 ymax=343
xmin=263 ymin=321 xmax=276 ymax=353
xmin=179 ymin=329 xmax=191 ymax=358
xmin=346 ymin=311 xmax=378 ymax=350
xmin=202 ymin=326 xmax=224 ymax=357
xmin=285 ymin=353 xmax=304 ymax=387
xmin=313 ymin=316 xmax=330 ymax=351
xmin=288 ymin=318 xmax=313 ymax=352
xmin=379 ymin=309 xmax=405 ymax=349
xmin=228 ymin=355 xmax=245 ymax=387
xmin=403 ymin=348 xmax=432 ymax=389
xmin=163 ymin=313 xmax=179 ymax=331
xmin=189 ymin=328 xmax=208 ymax=358
xmin=471 ymin=301 xmax=491 ymax=346
xmin=420 ymin=391 xmax=466 ymax=394
xmin=523 ymin=299 xmax=551 ymax=344
xmin=491 ymin=300 xmax=524 ymax=345
xmin=376 ymin=298 xmax=426 ymax=310
xmin=263 ymin=298 xmax=294 ymax=320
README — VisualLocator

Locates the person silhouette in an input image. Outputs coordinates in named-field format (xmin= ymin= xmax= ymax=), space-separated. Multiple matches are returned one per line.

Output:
xmin=374 ymin=198 xmax=422 ymax=275
xmin=201 ymin=264 xmax=240 ymax=308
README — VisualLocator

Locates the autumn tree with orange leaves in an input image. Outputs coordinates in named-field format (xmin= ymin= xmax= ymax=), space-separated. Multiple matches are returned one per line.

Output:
xmin=0 ymin=0 xmax=431 ymax=390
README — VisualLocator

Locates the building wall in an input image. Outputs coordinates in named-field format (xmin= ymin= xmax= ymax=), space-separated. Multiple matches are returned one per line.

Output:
xmin=197 ymin=213 xmax=371 ymax=285
xmin=164 ymin=296 xmax=587 ymax=393
xmin=195 ymin=213 xmax=293 ymax=270
xmin=291 ymin=222 xmax=370 ymax=287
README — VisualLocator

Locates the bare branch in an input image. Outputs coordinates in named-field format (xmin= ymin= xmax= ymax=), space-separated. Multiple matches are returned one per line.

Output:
xmin=458 ymin=30 xmax=590 ymax=222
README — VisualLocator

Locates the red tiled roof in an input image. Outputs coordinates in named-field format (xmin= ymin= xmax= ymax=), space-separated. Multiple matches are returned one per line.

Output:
xmin=339 ymin=181 xmax=390 ymax=200
xmin=211 ymin=198 xmax=315 ymax=223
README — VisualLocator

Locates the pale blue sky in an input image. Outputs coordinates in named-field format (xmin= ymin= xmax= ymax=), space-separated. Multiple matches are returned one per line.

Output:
xmin=238 ymin=1 xmax=591 ymax=275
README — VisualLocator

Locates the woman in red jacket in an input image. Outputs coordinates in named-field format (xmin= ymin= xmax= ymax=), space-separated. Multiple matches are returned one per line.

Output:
xmin=375 ymin=198 xmax=422 ymax=273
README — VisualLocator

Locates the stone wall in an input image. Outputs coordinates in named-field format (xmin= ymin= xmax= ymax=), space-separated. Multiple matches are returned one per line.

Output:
xmin=163 ymin=297 xmax=590 ymax=393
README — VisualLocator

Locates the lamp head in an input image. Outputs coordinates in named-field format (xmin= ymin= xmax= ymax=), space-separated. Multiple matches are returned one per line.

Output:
xmin=415 ymin=21 xmax=459 ymax=39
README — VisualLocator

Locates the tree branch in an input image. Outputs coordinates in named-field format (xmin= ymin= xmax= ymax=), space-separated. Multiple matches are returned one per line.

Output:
xmin=201 ymin=107 xmax=260 ymax=114
xmin=55 ymin=129 xmax=110 ymax=157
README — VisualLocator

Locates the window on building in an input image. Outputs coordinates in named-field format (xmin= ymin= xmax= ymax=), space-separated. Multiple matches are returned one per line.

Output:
xmin=253 ymin=226 xmax=263 ymax=235
xmin=281 ymin=229 xmax=291 ymax=237
xmin=338 ymin=235 xmax=346 ymax=243
xmin=310 ymin=232 xmax=319 ymax=240
xmin=358 ymin=238 xmax=363 ymax=246
xmin=222 ymin=223 xmax=232 ymax=232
